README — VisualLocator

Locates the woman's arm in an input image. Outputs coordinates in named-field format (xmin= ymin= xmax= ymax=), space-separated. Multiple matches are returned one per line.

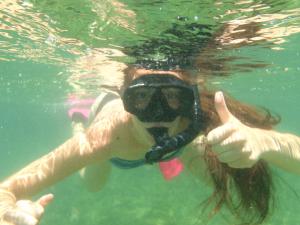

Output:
xmin=0 ymin=99 xmax=127 ymax=197
xmin=0 ymin=133 xmax=96 ymax=199
xmin=259 ymin=130 xmax=300 ymax=174
xmin=0 ymin=133 xmax=95 ymax=224
xmin=0 ymin=131 xmax=106 ymax=224
xmin=0 ymin=99 xmax=128 ymax=224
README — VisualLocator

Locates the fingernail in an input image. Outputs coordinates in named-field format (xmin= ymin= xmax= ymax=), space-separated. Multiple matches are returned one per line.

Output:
xmin=215 ymin=91 xmax=223 ymax=102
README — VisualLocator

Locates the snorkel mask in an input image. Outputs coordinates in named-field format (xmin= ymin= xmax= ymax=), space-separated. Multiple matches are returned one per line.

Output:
xmin=122 ymin=74 xmax=202 ymax=163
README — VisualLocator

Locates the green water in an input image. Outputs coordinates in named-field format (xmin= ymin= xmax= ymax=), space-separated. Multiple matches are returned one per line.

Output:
xmin=1 ymin=0 xmax=300 ymax=224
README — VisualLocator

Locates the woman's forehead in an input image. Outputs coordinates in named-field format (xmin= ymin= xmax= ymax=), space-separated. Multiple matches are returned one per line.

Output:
xmin=133 ymin=68 xmax=182 ymax=79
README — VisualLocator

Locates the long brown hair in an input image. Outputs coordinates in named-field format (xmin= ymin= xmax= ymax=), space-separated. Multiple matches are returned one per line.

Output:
xmin=122 ymin=66 xmax=279 ymax=224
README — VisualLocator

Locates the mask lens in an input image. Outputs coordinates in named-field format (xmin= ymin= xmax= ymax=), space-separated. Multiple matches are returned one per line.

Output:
xmin=130 ymin=87 xmax=155 ymax=110
xmin=161 ymin=87 xmax=193 ymax=111
xmin=161 ymin=87 xmax=181 ymax=110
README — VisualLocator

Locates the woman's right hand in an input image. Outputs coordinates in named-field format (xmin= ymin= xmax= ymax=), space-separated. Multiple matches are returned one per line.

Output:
xmin=207 ymin=92 xmax=268 ymax=168
xmin=3 ymin=194 xmax=53 ymax=225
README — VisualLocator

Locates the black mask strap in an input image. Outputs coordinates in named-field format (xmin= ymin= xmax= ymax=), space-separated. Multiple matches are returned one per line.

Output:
xmin=145 ymin=85 xmax=202 ymax=163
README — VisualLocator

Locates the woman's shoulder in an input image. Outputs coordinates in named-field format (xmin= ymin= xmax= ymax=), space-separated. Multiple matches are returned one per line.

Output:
xmin=90 ymin=98 xmax=129 ymax=128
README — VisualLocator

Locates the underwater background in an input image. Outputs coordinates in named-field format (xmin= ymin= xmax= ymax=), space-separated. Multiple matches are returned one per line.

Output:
xmin=1 ymin=0 xmax=300 ymax=224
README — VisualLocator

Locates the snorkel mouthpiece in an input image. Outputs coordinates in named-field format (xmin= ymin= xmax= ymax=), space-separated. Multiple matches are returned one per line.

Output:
xmin=147 ymin=127 xmax=169 ymax=143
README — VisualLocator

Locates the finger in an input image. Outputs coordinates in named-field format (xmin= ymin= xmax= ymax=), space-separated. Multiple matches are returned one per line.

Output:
xmin=217 ymin=150 xmax=244 ymax=163
xmin=214 ymin=91 xmax=234 ymax=124
xmin=36 ymin=194 xmax=54 ymax=208
xmin=207 ymin=122 xmax=236 ymax=145
xmin=34 ymin=194 xmax=54 ymax=219
xmin=212 ymin=136 xmax=245 ymax=155
xmin=215 ymin=131 xmax=246 ymax=153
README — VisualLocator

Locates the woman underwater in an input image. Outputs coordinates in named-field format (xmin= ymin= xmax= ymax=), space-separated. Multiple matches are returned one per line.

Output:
xmin=1 ymin=66 xmax=300 ymax=225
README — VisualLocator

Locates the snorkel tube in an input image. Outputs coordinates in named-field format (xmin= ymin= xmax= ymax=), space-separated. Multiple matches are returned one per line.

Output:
xmin=145 ymin=85 xmax=202 ymax=164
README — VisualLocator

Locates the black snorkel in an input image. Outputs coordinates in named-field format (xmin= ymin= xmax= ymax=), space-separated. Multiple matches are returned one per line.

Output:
xmin=144 ymin=84 xmax=202 ymax=164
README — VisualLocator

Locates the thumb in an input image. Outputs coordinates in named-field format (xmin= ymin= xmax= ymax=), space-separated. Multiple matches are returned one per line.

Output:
xmin=214 ymin=91 xmax=234 ymax=124
xmin=36 ymin=194 xmax=54 ymax=207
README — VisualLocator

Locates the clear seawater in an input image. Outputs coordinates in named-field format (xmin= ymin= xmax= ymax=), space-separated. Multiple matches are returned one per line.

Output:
xmin=1 ymin=0 xmax=300 ymax=224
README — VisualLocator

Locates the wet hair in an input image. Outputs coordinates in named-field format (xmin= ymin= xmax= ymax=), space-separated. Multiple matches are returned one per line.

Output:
xmin=124 ymin=22 xmax=213 ymax=71
xmin=123 ymin=68 xmax=279 ymax=224
xmin=124 ymin=20 xmax=270 ymax=76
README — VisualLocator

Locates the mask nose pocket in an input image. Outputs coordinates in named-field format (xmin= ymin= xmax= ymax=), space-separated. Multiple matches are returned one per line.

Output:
xmin=147 ymin=91 xmax=166 ymax=121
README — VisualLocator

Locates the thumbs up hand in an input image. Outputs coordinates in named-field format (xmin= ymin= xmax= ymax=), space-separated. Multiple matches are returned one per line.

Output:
xmin=207 ymin=92 xmax=265 ymax=168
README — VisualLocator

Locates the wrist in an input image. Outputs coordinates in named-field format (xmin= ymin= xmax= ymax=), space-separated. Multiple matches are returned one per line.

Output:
xmin=0 ymin=188 xmax=16 ymax=218
xmin=259 ymin=130 xmax=300 ymax=173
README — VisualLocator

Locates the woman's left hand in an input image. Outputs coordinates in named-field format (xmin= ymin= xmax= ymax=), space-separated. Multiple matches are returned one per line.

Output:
xmin=2 ymin=194 xmax=53 ymax=225
xmin=207 ymin=91 xmax=267 ymax=168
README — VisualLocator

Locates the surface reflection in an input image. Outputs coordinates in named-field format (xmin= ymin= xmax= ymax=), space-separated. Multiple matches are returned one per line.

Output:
xmin=1 ymin=0 xmax=300 ymax=98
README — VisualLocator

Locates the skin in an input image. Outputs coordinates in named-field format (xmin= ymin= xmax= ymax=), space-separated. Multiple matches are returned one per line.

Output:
xmin=1 ymin=194 xmax=53 ymax=225
xmin=1 ymin=72 xmax=300 ymax=224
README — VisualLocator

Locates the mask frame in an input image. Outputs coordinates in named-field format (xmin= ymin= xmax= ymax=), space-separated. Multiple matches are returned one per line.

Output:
xmin=122 ymin=74 xmax=195 ymax=122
